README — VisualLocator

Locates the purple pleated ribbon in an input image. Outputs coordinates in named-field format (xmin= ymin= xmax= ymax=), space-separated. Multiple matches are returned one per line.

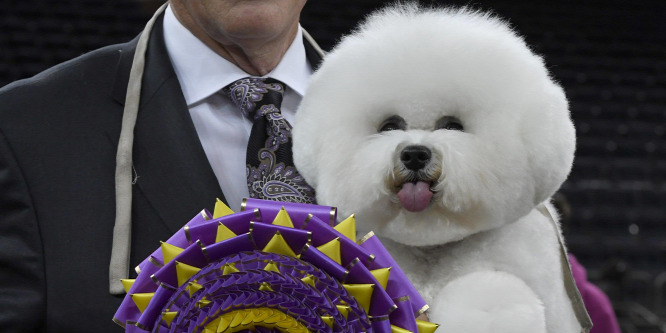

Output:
xmin=113 ymin=199 xmax=433 ymax=332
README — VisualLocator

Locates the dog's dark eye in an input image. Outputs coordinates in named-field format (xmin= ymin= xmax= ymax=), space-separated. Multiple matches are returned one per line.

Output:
xmin=435 ymin=116 xmax=464 ymax=131
xmin=378 ymin=115 xmax=407 ymax=132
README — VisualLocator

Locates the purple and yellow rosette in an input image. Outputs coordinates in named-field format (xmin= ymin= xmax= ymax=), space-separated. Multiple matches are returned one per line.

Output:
xmin=113 ymin=198 xmax=438 ymax=333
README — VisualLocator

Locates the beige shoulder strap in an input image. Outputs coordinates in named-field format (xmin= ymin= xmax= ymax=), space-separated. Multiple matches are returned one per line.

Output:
xmin=537 ymin=204 xmax=593 ymax=332
xmin=302 ymin=28 xmax=326 ymax=58
xmin=109 ymin=2 xmax=168 ymax=295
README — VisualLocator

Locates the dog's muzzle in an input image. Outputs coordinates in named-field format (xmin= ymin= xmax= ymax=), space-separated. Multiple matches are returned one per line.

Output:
xmin=390 ymin=144 xmax=441 ymax=213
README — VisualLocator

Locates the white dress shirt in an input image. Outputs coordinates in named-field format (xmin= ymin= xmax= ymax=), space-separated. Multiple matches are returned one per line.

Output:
xmin=162 ymin=5 xmax=313 ymax=210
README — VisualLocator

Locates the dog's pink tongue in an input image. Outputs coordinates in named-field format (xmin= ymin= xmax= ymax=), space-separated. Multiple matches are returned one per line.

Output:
xmin=397 ymin=181 xmax=433 ymax=212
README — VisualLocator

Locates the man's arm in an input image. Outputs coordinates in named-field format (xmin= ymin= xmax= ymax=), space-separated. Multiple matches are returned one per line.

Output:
xmin=0 ymin=127 xmax=46 ymax=332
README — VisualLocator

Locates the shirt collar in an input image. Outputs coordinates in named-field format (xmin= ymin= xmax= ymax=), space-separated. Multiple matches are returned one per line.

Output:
xmin=163 ymin=5 xmax=311 ymax=107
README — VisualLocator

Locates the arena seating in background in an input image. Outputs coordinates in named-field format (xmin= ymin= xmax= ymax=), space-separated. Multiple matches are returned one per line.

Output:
xmin=1 ymin=0 xmax=664 ymax=331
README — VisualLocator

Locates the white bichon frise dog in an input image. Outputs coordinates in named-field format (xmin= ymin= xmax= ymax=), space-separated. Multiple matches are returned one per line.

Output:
xmin=294 ymin=4 xmax=591 ymax=333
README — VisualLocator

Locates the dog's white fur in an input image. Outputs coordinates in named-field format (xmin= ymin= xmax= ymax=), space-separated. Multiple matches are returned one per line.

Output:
xmin=293 ymin=4 xmax=580 ymax=332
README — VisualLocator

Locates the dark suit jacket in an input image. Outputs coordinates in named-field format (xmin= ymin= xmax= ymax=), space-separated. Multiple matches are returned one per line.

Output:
xmin=0 ymin=15 xmax=323 ymax=332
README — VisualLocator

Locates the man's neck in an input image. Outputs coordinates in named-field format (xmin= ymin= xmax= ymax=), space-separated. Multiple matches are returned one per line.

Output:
xmin=170 ymin=3 xmax=299 ymax=76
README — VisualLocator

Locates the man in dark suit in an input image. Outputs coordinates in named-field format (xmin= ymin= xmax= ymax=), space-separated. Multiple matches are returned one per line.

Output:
xmin=0 ymin=0 xmax=322 ymax=331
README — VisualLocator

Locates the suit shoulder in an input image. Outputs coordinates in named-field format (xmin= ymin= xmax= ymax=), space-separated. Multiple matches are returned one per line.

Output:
xmin=0 ymin=38 xmax=138 ymax=135
xmin=0 ymin=39 xmax=136 ymax=106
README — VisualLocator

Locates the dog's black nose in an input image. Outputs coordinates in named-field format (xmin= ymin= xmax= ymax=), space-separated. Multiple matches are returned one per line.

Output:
xmin=400 ymin=145 xmax=431 ymax=171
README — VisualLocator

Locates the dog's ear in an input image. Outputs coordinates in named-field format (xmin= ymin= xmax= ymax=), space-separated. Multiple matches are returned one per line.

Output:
xmin=522 ymin=82 xmax=576 ymax=205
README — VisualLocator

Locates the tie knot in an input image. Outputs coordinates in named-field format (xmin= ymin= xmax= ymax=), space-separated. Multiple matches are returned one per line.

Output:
xmin=224 ymin=77 xmax=285 ymax=120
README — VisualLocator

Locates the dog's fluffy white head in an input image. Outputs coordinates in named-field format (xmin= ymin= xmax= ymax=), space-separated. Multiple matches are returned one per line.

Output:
xmin=293 ymin=5 xmax=575 ymax=246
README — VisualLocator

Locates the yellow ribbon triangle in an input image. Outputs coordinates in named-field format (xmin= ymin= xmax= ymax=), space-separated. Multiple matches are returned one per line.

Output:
xmin=197 ymin=299 xmax=211 ymax=308
xmin=230 ymin=311 xmax=245 ymax=327
xmin=342 ymin=283 xmax=374 ymax=313
xmin=259 ymin=282 xmax=274 ymax=292
xmin=263 ymin=261 xmax=281 ymax=274
xmin=175 ymin=261 xmax=201 ymax=287
xmin=130 ymin=293 xmax=154 ymax=313
xmin=252 ymin=308 xmax=271 ymax=322
xmin=241 ymin=310 xmax=256 ymax=325
xmin=416 ymin=319 xmax=440 ymax=333
xmin=320 ymin=315 xmax=334 ymax=328
xmin=222 ymin=263 xmax=240 ymax=275
xmin=262 ymin=232 xmax=297 ymax=257
xmin=272 ymin=207 xmax=294 ymax=228
xmin=391 ymin=325 xmax=414 ymax=333
xmin=215 ymin=222 xmax=237 ymax=243
xmin=188 ymin=281 xmax=203 ymax=297
xmin=205 ymin=317 xmax=221 ymax=332
xmin=316 ymin=237 xmax=342 ymax=265
xmin=336 ymin=304 xmax=350 ymax=319
xmin=120 ymin=279 xmax=135 ymax=293
xmin=160 ymin=242 xmax=184 ymax=264
xmin=217 ymin=314 xmax=233 ymax=331
xmin=162 ymin=311 xmax=178 ymax=326
xmin=213 ymin=198 xmax=234 ymax=219
xmin=301 ymin=275 xmax=316 ymax=288
xmin=370 ymin=267 xmax=392 ymax=289
xmin=334 ymin=214 xmax=356 ymax=241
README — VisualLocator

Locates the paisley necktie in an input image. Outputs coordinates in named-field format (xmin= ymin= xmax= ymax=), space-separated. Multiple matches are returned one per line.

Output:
xmin=223 ymin=77 xmax=316 ymax=204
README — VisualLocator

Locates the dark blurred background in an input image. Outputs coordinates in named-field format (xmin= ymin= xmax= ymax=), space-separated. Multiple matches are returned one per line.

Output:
xmin=1 ymin=0 xmax=664 ymax=331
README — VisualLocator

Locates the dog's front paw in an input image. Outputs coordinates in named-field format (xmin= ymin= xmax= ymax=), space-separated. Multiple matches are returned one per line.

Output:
xmin=429 ymin=271 xmax=547 ymax=333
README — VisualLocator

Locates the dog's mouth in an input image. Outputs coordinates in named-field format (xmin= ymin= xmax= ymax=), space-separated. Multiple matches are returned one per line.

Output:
xmin=395 ymin=180 xmax=436 ymax=212
xmin=388 ymin=143 xmax=443 ymax=213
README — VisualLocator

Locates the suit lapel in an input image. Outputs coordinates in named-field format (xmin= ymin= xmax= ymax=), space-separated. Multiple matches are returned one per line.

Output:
xmin=112 ymin=15 xmax=224 ymax=233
